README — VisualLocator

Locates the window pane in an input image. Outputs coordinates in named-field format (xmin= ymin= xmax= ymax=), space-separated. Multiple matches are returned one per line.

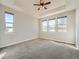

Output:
xmin=5 ymin=13 xmax=13 ymax=23
xmin=6 ymin=23 xmax=13 ymax=27
xmin=58 ymin=16 xmax=67 ymax=32
xmin=41 ymin=20 xmax=47 ymax=32
xmin=6 ymin=28 xmax=13 ymax=32
xmin=58 ymin=17 xmax=67 ymax=25
xmin=48 ymin=19 xmax=56 ymax=32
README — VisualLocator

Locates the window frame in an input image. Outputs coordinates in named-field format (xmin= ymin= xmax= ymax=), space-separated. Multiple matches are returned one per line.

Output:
xmin=4 ymin=11 xmax=14 ymax=33
xmin=48 ymin=18 xmax=56 ymax=32
xmin=57 ymin=16 xmax=67 ymax=32
xmin=40 ymin=20 xmax=48 ymax=32
xmin=40 ymin=16 xmax=67 ymax=33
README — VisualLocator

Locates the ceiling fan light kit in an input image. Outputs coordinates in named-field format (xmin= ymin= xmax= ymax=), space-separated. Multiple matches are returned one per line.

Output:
xmin=33 ymin=0 xmax=51 ymax=10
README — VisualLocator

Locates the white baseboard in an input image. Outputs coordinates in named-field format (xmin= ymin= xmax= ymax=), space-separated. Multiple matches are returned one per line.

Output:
xmin=39 ymin=38 xmax=75 ymax=45
xmin=0 ymin=37 xmax=38 ymax=48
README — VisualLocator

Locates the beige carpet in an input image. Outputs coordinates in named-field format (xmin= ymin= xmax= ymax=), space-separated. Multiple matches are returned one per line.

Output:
xmin=0 ymin=39 xmax=79 ymax=59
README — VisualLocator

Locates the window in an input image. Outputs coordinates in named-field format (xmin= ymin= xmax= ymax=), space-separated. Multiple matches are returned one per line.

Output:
xmin=40 ymin=16 xmax=67 ymax=32
xmin=48 ymin=19 xmax=56 ymax=32
xmin=57 ymin=16 xmax=67 ymax=32
xmin=41 ymin=20 xmax=47 ymax=32
xmin=5 ymin=12 xmax=14 ymax=32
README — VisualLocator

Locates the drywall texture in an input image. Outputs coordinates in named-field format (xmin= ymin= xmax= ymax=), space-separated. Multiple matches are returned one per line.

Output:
xmin=39 ymin=10 xmax=75 ymax=44
xmin=0 ymin=4 xmax=38 ymax=48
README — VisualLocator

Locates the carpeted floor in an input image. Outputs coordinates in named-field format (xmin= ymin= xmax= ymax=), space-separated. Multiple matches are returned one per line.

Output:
xmin=0 ymin=39 xmax=79 ymax=59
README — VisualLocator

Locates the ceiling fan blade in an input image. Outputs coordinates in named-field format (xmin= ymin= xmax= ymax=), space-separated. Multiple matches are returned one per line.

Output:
xmin=38 ymin=7 xmax=40 ymax=10
xmin=33 ymin=4 xmax=41 ymax=6
xmin=40 ymin=0 xmax=45 ymax=3
xmin=44 ymin=7 xmax=47 ymax=9
xmin=40 ymin=0 xmax=42 ymax=3
xmin=44 ymin=2 xmax=51 ymax=5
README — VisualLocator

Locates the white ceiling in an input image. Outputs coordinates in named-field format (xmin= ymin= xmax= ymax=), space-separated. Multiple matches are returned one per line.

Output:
xmin=0 ymin=0 xmax=78 ymax=18
xmin=15 ymin=0 xmax=66 ymax=18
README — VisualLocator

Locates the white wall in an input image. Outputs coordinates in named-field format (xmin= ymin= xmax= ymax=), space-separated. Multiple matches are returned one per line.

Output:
xmin=39 ymin=10 xmax=75 ymax=44
xmin=74 ymin=0 xmax=79 ymax=48
xmin=0 ymin=4 xmax=38 ymax=48
xmin=76 ymin=7 xmax=79 ymax=48
xmin=0 ymin=0 xmax=15 ymax=5
xmin=0 ymin=0 xmax=24 ymax=13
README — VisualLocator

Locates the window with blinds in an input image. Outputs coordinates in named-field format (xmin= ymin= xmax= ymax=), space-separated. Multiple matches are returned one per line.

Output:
xmin=5 ymin=12 xmax=14 ymax=32
xmin=57 ymin=16 xmax=67 ymax=32
xmin=48 ymin=19 xmax=56 ymax=32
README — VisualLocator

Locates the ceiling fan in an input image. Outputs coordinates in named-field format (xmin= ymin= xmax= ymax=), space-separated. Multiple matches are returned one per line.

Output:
xmin=33 ymin=0 xmax=51 ymax=10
